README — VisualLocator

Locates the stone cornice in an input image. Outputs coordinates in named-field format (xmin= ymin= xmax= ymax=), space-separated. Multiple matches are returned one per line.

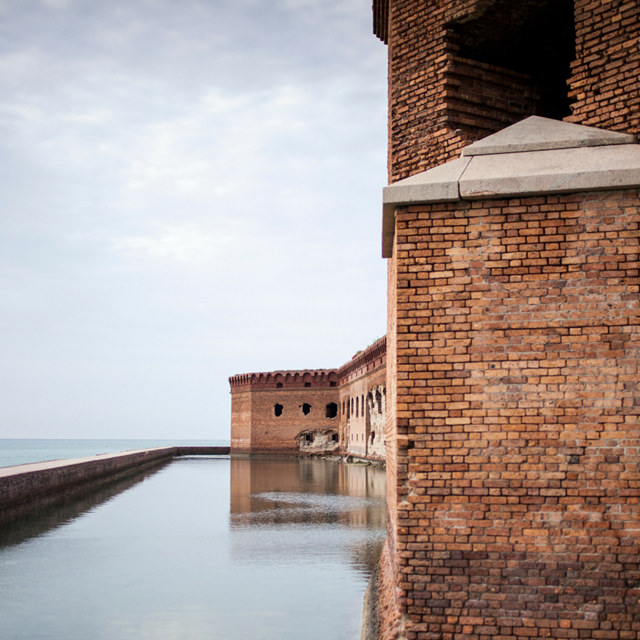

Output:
xmin=382 ymin=116 xmax=640 ymax=257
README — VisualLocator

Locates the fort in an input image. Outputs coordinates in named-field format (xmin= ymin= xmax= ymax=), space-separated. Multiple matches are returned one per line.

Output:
xmin=229 ymin=336 xmax=387 ymax=460
xmin=231 ymin=0 xmax=640 ymax=638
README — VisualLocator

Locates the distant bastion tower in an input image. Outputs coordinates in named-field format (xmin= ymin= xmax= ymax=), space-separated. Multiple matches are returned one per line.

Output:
xmin=229 ymin=369 xmax=340 ymax=454
xmin=229 ymin=337 xmax=387 ymax=460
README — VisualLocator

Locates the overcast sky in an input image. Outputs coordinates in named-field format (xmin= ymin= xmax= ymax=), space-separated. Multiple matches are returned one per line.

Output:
xmin=0 ymin=0 xmax=388 ymax=440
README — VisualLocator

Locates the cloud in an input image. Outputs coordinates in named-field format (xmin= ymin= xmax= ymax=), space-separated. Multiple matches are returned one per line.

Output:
xmin=112 ymin=225 xmax=232 ymax=266
xmin=0 ymin=0 xmax=388 ymax=439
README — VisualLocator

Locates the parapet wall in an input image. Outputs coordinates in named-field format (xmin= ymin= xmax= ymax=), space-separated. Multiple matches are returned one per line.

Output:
xmin=386 ymin=186 xmax=640 ymax=638
xmin=229 ymin=369 xmax=339 ymax=391
xmin=0 ymin=448 xmax=175 ymax=525
xmin=0 ymin=447 xmax=230 ymax=525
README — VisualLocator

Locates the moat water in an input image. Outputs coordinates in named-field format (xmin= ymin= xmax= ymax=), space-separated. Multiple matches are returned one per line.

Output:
xmin=0 ymin=454 xmax=386 ymax=640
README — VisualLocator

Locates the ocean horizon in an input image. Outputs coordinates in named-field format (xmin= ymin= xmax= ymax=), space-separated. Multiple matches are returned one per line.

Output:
xmin=0 ymin=438 xmax=231 ymax=469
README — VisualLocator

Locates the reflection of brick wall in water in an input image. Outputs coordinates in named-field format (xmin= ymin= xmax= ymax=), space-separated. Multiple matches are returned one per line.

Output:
xmin=228 ymin=457 xmax=388 ymax=576
xmin=229 ymin=457 xmax=386 ymax=529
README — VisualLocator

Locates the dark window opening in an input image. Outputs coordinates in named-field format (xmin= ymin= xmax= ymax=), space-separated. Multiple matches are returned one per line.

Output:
xmin=274 ymin=404 xmax=283 ymax=417
xmin=331 ymin=433 xmax=338 ymax=442
xmin=330 ymin=381 xmax=337 ymax=388
xmin=356 ymin=397 xmax=359 ymax=418
xmin=347 ymin=399 xmax=350 ymax=419
xmin=325 ymin=402 xmax=338 ymax=419
xmin=361 ymin=395 xmax=364 ymax=416
xmin=370 ymin=431 xmax=375 ymax=444
xmin=376 ymin=390 xmax=382 ymax=409
xmin=304 ymin=434 xmax=313 ymax=443
xmin=302 ymin=403 xmax=311 ymax=415
xmin=276 ymin=382 xmax=283 ymax=388
xmin=342 ymin=401 xmax=345 ymax=414
xmin=304 ymin=382 xmax=311 ymax=388
xmin=447 ymin=0 xmax=575 ymax=120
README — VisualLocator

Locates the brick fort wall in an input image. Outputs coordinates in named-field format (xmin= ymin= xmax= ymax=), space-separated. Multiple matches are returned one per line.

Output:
xmin=339 ymin=337 xmax=388 ymax=460
xmin=229 ymin=370 xmax=340 ymax=454
xmin=387 ymin=189 xmax=640 ymax=638
xmin=568 ymin=0 xmax=640 ymax=134
xmin=373 ymin=1 xmax=640 ymax=638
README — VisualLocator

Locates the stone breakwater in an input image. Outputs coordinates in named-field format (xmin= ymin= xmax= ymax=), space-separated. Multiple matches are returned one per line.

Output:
xmin=0 ymin=446 xmax=230 ymax=525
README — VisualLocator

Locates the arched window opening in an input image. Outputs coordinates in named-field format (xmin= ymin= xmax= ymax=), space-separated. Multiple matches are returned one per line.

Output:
xmin=274 ymin=404 xmax=283 ymax=417
xmin=356 ymin=397 xmax=359 ymax=418
xmin=370 ymin=432 xmax=375 ymax=444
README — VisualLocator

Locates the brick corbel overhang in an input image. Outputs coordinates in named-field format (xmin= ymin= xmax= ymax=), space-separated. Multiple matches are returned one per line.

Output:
xmin=381 ymin=115 xmax=640 ymax=258
xmin=337 ymin=336 xmax=387 ymax=386
xmin=372 ymin=0 xmax=389 ymax=43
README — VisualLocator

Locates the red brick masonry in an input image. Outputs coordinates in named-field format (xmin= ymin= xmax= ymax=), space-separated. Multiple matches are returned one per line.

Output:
xmin=387 ymin=190 xmax=640 ymax=639
xmin=372 ymin=1 xmax=640 ymax=638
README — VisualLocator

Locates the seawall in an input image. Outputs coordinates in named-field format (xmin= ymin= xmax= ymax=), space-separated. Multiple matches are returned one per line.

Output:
xmin=0 ymin=446 xmax=230 ymax=525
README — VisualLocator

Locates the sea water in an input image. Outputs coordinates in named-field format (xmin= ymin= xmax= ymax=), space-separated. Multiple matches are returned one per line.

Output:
xmin=0 ymin=455 xmax=386 ymax=640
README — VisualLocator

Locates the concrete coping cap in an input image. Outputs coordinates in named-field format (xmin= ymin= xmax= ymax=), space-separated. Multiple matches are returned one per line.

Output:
xmin=462 ymin=115 xmax=636 ymax=156
xmin=382 ymin=116 xmax=640 ymax=257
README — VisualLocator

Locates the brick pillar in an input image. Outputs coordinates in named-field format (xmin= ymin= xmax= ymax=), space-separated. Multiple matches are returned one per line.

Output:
xmin=377 ymin=117 xmax=640 ymax=639
xmin=568 ymin=0 xmax=640 ymax=133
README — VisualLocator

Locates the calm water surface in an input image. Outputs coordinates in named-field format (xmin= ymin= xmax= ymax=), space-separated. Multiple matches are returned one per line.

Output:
xmin=0 ymin=456 xmax=386 ymax=640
